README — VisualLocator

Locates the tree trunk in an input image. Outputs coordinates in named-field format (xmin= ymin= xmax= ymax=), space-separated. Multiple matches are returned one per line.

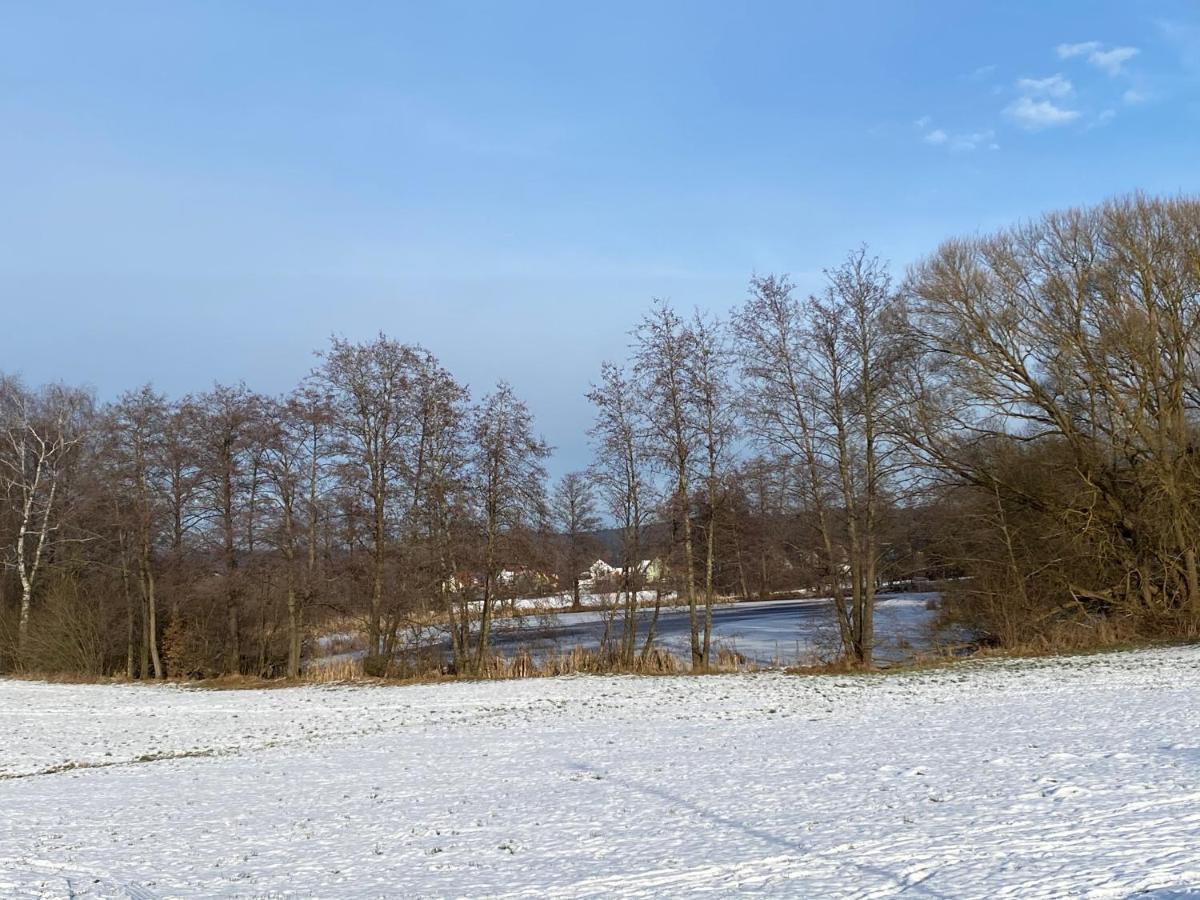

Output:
xmin=140 ymin=590 xmax=151 ymax=678
xmin=140 ymin=537 xmax=163 ymax=678
xmin=702 ymin=486 xmax=716 ymax=668
xmin=640 ymin=588 xmax=663 ymax=663
xmin=225 ymin=597 xmax=240 ymax=675
xmin=121 ymin=551 xmax=136 ymax=679
xmin=679 ymin=475 xmax=699 ymax=668
xmin=475 ymin=573 xmax=494 ymax=673
xmin=371 ymin=484 xmax=385 ymax=658
xmin=287 ymin=586 xmax=301 ymax=678
xmin=17 ymin=584 xmax=31 ymax=655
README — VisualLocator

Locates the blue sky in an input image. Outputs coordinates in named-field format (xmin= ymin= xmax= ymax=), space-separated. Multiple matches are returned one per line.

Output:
xmin=2 ymin=1 xmax=1199 ymax=474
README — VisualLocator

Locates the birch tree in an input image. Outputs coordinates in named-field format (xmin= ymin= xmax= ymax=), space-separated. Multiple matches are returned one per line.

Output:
xmin=0 ymin=378 xmax=91 ymax=656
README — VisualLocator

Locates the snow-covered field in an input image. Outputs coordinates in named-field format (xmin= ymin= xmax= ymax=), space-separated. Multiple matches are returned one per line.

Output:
xmin=3 ymin=645 xmax=1200 ymax=898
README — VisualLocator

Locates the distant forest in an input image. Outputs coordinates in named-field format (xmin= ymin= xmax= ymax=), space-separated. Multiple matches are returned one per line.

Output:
xmin=3 ymin=194 xmax=1199 ymax=678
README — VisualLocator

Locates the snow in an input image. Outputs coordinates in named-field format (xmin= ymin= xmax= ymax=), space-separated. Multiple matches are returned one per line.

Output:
xmin=3 ymin=645 xmax=1200 ymax=897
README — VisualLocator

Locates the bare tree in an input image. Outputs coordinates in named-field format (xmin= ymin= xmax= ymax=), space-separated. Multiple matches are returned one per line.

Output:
xmin=550 ymin=472 xmax=601 ymax=612
xmin=809 ymin=249 xmax=900 ymax=666
xmin=0 ymin=377 xmax=91 ymax=656
xmin=111 ymin=385 xmax=169 ymax=678
xmin=405 ymin=367 xmax=471 ymax=671
xmin=262 ymin=388 xmax=335 ymax=677
xmin=191 ymin=384 xmax=263 ymax=675
xmin=735 ymin=250 xmax=901 ymax=667
xmin=315 ymin=335 xmax=424 ymax=658
xmin=634 ymin=300 xmax=703 ymax=666
xmin=381 ymin=352 xmax=469 ymax=662
xmin=588 ymin=362 xmax=657 ymax=663
xmin=734 ymin=275 xmax=853 ymax=648
xmin=903 ymin=194 xmax=1200 ymax=638
xmin=684 ymin=310 xmax=736 ymax=666
xmin=468 ymin=381 xmax=550 ymax=672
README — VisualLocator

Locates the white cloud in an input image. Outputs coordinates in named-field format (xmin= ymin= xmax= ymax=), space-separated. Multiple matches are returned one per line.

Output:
xmin=914 ymin=115 xmax=932 ymax=129
xmin=1122 ymin=89 xmax=1147 ymax=104
xmin=1016 ymin=74 xmax=1074 ymax=97
xmin=1056 ymin=41 xmax=1140 ymax=75
xmin=1077 ymin=109 xmax=1115 ymax=132
xmin=1057 ymin=41 xmax=1102 ymax=59
xmin=920 ymin=126 xmax=996 ymax=152
xmin=968 ymin=64 xmax=997 ymax=80
xmin=1089 ymin=46 xmax=1139 ymax=75
xmin=1004 ymin=96 xmax=1081 ymax=129
xmin=950 ymin=129 xmax=997 ymax=152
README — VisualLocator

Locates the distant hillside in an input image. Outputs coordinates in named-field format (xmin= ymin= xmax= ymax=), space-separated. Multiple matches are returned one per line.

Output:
xmin=585 ymin=522 xmax=674 ymax=562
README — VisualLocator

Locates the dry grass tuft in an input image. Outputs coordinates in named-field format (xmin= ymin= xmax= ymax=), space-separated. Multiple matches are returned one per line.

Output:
xmin=301 ymin=657 xmax=364 ymax=684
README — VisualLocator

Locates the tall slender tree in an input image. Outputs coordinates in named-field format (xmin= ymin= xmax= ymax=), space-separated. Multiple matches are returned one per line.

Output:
xmin=588 ymin=362 xmax=656 ymax=663
xmin=684 ymin=310 xmax=736 ymax=667
xmin=468 ymin=381 xmax=550 ymax=671
xmin=191 ymin=384 xmax=263 ymax=675
xmin=634 ymin=301 xmax=703 ymax=666
xmin=550 ymin=472 xmax=602 ymax=612
xmin=0 ymin=378 xmax=92 ymax=656
xmin=111 ymin=385 xmax=169 ymax=678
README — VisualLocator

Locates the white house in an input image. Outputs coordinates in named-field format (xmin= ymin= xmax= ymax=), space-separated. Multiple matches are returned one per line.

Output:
xmin=579 ymin=559 xmax=621 ymax=587
xmin=579 ymin=557 xmax=666 ymax=588
xmin=634 ymin=558 xmax=667 ymax=583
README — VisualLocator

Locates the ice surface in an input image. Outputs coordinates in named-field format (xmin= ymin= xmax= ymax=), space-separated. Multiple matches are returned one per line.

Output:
xmin=314 ymin=592 xmax=950 ymax=670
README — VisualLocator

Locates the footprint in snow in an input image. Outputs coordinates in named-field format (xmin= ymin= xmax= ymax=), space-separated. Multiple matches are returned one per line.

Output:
xmin=1042 ymin=783 xmax=1089 ymax=800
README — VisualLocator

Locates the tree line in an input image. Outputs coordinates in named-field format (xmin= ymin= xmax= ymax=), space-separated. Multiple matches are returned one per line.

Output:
xmin=0 ymin=339 xmax=553 ymax=678
xmin=3 ymin=193 xmax=1197 ymax=678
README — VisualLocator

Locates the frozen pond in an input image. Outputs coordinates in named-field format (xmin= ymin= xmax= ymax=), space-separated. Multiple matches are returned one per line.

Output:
xmin=485 ymin=592 xmax=948 ymax=666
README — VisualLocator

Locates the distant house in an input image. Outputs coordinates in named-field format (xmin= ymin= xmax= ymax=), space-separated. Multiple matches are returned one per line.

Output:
xmin=579 ymin=559 xmax=621 ymax=587
xmin=496 ymin=566 xmax=557 ymax=593
xmin=579 ymin=557 xmax=666 ymax=589
xmin=633 ymin=558 xmax=666 ymax=583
